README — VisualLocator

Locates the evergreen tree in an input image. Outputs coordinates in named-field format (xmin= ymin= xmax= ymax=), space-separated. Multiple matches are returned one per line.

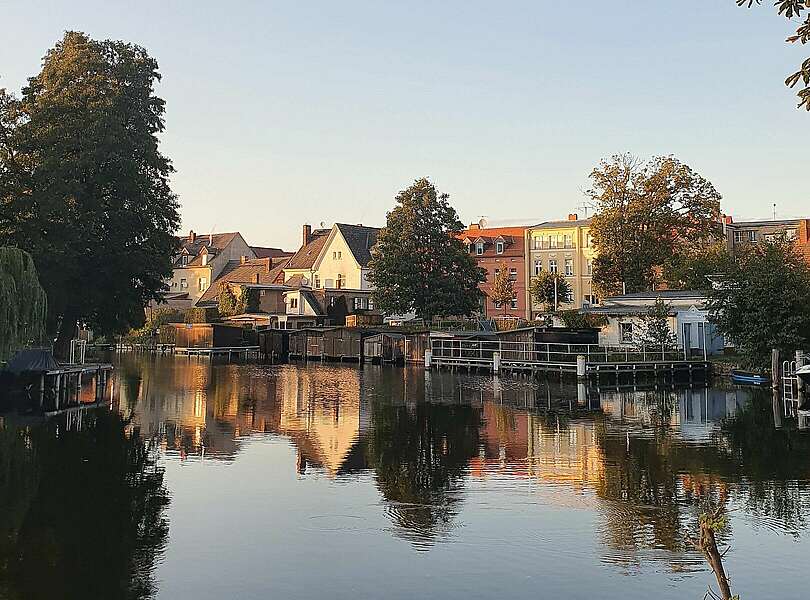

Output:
xmin=217 ymin=284 xmax=239 ymax=317
xmin=489 ymin=269 xmax=515 ymax=315
xmin=368 ymin=178 xmax=484 ymax=321
xmin=528 ymin=271 xmax=572 ymax=313
xmin=0 ymin=32 xmax=180 ymax=356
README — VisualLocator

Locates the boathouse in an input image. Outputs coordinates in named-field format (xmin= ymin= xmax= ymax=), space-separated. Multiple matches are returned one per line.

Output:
xmin=363 ymin=332 xmax=406 ymax=364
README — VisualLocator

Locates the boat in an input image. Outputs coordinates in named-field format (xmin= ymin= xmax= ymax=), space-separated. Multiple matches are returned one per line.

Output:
xmin=797 ymin=364 xmax=810 ymax=385
xmin=729 ymin=369 xmax=771 ymax=386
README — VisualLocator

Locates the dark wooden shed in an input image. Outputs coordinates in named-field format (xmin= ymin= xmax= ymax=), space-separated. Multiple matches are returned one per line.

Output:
xmin=496 ymin=326 xmax=600 ymax=363
xmin=363 ymin=333 xmax=406 ymax=364
xmin=404 ymin=331 xmax=430 ymax=363
xmin=168 ymin=323 xmax=251 ymax=349
xmin=258 ymin=329 xmax=289 ymax=361
xmin=322 ymin=327 xmax=364 ymax=361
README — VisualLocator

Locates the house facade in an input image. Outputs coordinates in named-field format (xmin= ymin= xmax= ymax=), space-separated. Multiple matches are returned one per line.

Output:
xmin=581 ymin=290 xmax=725 ymax=356
xmin=459 ymin=224 xmax=528 ymax=319
xmin=167 ymin=231 xmax=255 ymax=307
xmin=525 ymin=215 xmax=596 ymax=318
xmin=723 ymin=216 xmax=810 ymax=264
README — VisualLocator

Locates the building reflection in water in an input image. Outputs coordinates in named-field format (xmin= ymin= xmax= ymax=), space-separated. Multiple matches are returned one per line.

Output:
xmin=113 ymin=355 xmax=810 ymax=561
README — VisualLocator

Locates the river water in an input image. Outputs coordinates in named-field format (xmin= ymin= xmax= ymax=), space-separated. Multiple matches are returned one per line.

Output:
xmin=1 ymin=354 xmax=809 ymax=599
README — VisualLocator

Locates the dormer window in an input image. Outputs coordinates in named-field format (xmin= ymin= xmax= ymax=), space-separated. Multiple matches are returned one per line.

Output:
xmin=495 ymin=241 xmax=504 ymax=254
xmin=476 ymin=242 xmax=484 ymax=255
xmin=201 ymin=253 xmax=208 ymax=266
xmin=181 ymin=254 xmax=190 ymax=266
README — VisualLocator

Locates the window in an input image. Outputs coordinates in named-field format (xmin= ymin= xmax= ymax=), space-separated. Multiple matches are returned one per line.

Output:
xmin=748 ymin=230 xmax=756 ymax=242
xmin=586 ymin=260 xmax=593 ymax=276
xmin=585 ymin=233 xmax=592 ymax=248
xmin=564 ymin=234 xmax=572 ymax=249
xmin=201 ymin=253 xmax=208 ymax=266
xmin=333 ymin=251 xmax=342 ymax=260
xmin=533 ymin=237 xmax=542 ymax=250
xmin=476 ymin=242 xmax=484 ymax=255
xmin=494 ymin=268 xmax=500 ymax=278
xmin=786 ymin=229 xmax=797 ymax=240
xmin=180 ymin=278 xmax=188 ymax=289
xmin=181 ymin=254 xmax=190 ymax=266
xmin=336 ymin=274 xmax=344 ymax=289
xmin=550 ymin=236 xmax=558 ymax=249
xmin=314 ymin=275 xmax=320 ymax=289
xmin=564 ymin=258 xmax=574 ymax=276
xmin=290 ymin=297 xmax=298 ymax=309
xmin=620 ymin=322 xmax=634 ymax=343
xmin=534 ymin=260 xmax=542 ymax=275
xmin=733 ymin=230 xmax=744 ymax=244
xmin=198 ymin=277 xmax=208 ymax=292
xmin=510 ymin=297 xmax=518 ymax=309
xmin=171 ymin=281 xmax=178 ymax=288
xmin=549 ymin=259 xmax=557 ymax=274
xmin=509 ymin=268 xmax=517 ymax=280
xmin=496 ymin=241 xmax=504 ymax=254
xmin=584 ymin=294 xmax=598 ymax=305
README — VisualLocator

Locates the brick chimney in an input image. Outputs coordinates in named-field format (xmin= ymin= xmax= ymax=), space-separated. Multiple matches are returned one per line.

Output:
xmin=189 ymin=230 xmax=196 ymax=243
xmin=303 ymin=224 xmax=312 ymax=245
xmin=724 ymin=215 xmax=733 ymax=225
xmin=568 ymin=213 xmax=579 ymax=221
xmin=469 ymin=223 xmax=480 ymax=230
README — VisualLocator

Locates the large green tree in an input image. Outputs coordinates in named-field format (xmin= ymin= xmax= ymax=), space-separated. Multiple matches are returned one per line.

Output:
xmin=368 ymin=178 xmax=484 ymax=321
xmin=739 ymin=1 xmax=810 ymax=111
xmin=587 ymin=154 xmax=722 ymax=297
xmin=0 ymin=32 xmax=180 ymax=355
xmin=706 ymin=238 xmax=810 ymax=366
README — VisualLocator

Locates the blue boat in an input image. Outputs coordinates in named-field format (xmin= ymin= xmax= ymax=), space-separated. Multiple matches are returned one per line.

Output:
xmin=730 ymin=369 xmax=771 ymax=386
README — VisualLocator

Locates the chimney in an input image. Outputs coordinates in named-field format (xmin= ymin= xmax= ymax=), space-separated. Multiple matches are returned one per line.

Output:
xmin=568 ymin=213 xmax=578 ymax=221
xmin=209 ymin=233 xmax=213 ymax=245
xmin=189 ymin=230 xmax=196 ymax=243
xmin=723 ymin=215 xmax=733 ymax=225
xmin=303 ymin=224 xmax=312 ymax=246
xmin=240 ymin=255 xmax=247 ymax=265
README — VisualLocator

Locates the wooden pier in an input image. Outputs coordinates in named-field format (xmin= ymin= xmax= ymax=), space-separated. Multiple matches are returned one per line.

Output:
xmin=427 ymin=336 xmax=710 ymax=378
xmin=175 ymin=345 xmax=260 ymax=358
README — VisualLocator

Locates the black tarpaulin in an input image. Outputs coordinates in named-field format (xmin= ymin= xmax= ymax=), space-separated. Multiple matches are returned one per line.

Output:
xmin=4 ymin=349 xmax=59 ymax=374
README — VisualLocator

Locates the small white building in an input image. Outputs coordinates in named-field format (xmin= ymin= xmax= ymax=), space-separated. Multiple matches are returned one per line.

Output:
xmin=582 ymin=290 xmax=725 ymax=356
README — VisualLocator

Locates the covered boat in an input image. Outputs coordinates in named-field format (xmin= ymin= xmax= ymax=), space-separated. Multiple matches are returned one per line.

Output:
xmin=4 ymin=349 xmax=59 ymax=374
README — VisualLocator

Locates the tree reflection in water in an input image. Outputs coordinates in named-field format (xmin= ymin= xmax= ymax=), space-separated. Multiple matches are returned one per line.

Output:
xmin=366 ymin=399 xmax=481 ymax=549
xmin=0 ymin=411 xmax=169 ymax=600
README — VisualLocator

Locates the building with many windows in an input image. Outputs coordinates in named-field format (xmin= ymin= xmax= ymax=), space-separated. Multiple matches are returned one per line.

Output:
xmin=459 ymin=224 xmax=529 ymax=319
xmin=524 ymin=214 xmax=596 ymax=318
xmin=723 ymin=216 xmax=810 ymax=264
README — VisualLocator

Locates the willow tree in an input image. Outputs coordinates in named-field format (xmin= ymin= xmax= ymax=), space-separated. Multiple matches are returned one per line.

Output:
xmin=0 ymin=247 xmax=47 ymax=360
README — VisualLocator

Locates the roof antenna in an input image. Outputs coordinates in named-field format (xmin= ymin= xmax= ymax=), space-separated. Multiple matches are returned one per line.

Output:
xmin=478 ymin=216 xmax=488 ymax=229
xmin=772 ymin=203 xmax=777 ymax=220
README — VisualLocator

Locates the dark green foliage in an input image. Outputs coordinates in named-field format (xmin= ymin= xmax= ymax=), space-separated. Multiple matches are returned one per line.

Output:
xmin=588 ymin=154 xmax=721 ymax=297
xmin=184 ymin=307 xmax=215 ymax=324
xmin=739 ymin=1 xmax=810 ymax=110
xmin=706 ymin=238 xmax=810 ymax=366
xmin=217 ymin=284 xmax=239 ymax=317
xmin=124 ymin=307 xmax=183 ymax=343
xmin=368 ymin=178 xmax=485 ymax=321
xmin=528 ymin=270 xmax=572 ymax=312
xmin=558 ymin=309 xmax=608 ymax=329
xmin=0 ymin=247 xmax=47 ymax=360
xmin=239 ymin=287 xmax=260 ymax=313
xmin=662 ymin=242 xmax=734 ymax=291
xmin=0 ymin=32 xmax=180 ymax=354
xmin=633 ymin=298 xmax=678 ymax=350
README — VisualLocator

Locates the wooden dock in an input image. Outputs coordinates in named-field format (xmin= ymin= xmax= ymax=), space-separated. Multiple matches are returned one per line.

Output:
xmin=175 ymin=346 xmax=260 ymax=358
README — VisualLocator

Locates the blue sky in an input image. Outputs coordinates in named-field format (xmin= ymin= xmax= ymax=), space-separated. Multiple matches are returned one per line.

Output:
xmin=1 ymin=0 xmax=808 ymax=249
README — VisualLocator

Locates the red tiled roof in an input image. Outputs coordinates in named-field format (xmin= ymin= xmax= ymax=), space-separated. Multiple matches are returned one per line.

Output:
xmin=198 ymin=258 xmax=289 ymax=303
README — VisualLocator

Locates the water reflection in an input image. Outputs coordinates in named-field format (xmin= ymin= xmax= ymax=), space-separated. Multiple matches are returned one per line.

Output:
xmin=0 ymin=410 xmax=169 ymax=600
xmin=3 ymin=355 xmax=810 ymax=599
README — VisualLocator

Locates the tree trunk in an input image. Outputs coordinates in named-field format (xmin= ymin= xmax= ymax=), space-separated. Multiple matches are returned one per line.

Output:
xmin=54 ymin=309 xmax=78 ymax=360
xmin=697 ymin=517 xmax=734 ymax=600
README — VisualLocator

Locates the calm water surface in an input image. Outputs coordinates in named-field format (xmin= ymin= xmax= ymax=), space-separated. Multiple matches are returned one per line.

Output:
xmin=2 ymin=354 xmax=809 ymax=599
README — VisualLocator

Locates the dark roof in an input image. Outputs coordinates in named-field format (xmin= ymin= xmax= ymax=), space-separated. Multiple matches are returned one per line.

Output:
xmin=198 ymin=258 xmax=288 ymax=303
xmin=285 ymin=229 xmax=331 ymax=269
xmin=251 ymin=246 xmax=293 ymax=259
xmin=583 ymin=305 xmax=676 ymax=316
xmin=529 ymin=218 xmax=592 ymax=229
xmin=726 ymin=219 xmax=802 ymax=228
xmin=174 ymin=232 xmax=243 ymax=268
xmin=300 ymin=290 xmax=325 ymax=315
xmin=4 ymin=349 xmax=59 ymax=374
xmin=336 ymin=223 xmax=380 ymax=267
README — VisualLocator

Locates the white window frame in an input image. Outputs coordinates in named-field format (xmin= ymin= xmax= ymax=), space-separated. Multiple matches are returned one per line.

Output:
xmin=534 ymin=260 xmax=542 ymax=275
xmin=549 ymin=259 xmax=557 ymax=274
xmin=620 ymin=322 xmax=633 ymax=343
xmin=564 ymin=258 xmax=574 ymax=276
xmin=476 ymin=242 xmax=484 ymax=255
xmin=496 ymin=241 xmax=504 ymax=254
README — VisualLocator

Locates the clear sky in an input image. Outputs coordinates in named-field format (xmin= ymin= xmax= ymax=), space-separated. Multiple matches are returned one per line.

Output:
xmin=1 ymin=0 xmax=808 ymax=250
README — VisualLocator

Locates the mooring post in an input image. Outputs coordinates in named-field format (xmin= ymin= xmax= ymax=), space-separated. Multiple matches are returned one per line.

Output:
xmin=424 ymin=349 xmax=432 ymax=369
xmin=796 ymin=350 xmax=806 ymax=407
xmin=492 ymin=351 xmax=501 ymax=375
xmin=576 ymin=355 xmax=586 ymax=381
xmin=771 ymin=348 xmax=781 ymax=391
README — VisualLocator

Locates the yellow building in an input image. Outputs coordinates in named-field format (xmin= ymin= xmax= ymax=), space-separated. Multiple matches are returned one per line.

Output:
xmin=524 ymin=214 xmax=596 ymax=317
